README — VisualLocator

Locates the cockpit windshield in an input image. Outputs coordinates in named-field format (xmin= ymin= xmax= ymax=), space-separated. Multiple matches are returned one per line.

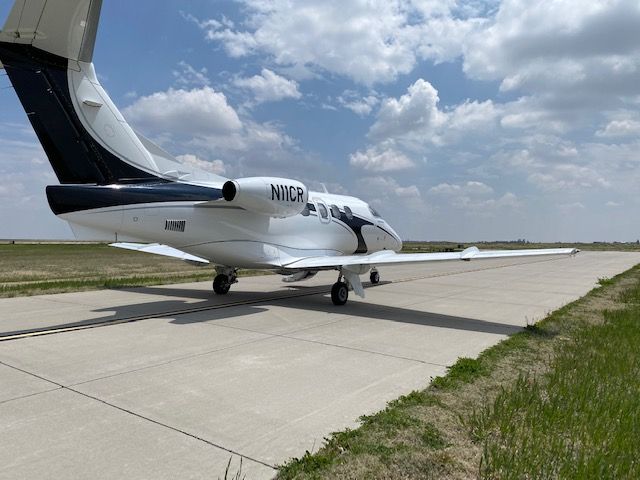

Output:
xmin=368 ymin=205 xmax=382 ymax=218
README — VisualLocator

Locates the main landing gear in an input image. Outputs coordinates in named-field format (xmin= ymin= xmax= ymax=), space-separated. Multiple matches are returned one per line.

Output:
xmin=213 ymin=267 xmax=238 ymax=295
xmin=331 ymin=280 xmax=349 ymax=306
xmin=331 ymin=268 xmax=381 ymax=306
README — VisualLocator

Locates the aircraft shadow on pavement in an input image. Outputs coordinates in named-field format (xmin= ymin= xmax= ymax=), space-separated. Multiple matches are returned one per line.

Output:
xmin=3 ymin=284 xmax=520 ymax=337
xmin=121 ymin=282 xmax=520 ymax=335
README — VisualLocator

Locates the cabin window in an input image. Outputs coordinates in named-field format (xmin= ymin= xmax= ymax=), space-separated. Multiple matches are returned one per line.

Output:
xmin=344 ymin=206 xmax=353 ymax=220
xmin=307 ymin=203 xmax=316 ymax=212
xmin=330 ymin=205 xmax=341 ymax=218
xmin=318 ymin=203 xmax=329 ymax=219
xmin=301 ymin=204 xmax=310 ymax=216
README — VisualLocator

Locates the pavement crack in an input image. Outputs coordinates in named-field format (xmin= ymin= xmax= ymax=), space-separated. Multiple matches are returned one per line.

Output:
xmin=277 ymin=335 xmax=445 ymax=366
xmin=0 ymin=386 xmax=63 ymax=406
xmin=0 ymin=360 xmax=64 ymax=388
xmin=66 ymin=385 xmax=277 ymax=470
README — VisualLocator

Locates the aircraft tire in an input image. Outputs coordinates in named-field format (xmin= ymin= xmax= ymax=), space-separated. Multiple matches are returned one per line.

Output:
xmin=331 ymin=282 xmax=349 ymax=306
xmin=213 ymin=274 xmax=231 ymax=295
xmin=370 ymin=271 xmax=380 ymax=284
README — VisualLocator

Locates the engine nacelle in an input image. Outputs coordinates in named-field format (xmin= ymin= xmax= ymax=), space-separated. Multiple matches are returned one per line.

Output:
xmin=222 ymin=177 xmax=309 ymax=218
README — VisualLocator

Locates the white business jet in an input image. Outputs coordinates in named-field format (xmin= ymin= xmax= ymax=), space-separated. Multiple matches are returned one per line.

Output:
xmin=0 ymin=0 xmax=578 ymax=305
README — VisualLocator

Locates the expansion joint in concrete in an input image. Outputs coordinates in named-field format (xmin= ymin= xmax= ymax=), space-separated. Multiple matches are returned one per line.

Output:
xmin=0 ymin=359 xmax=276 ymax=471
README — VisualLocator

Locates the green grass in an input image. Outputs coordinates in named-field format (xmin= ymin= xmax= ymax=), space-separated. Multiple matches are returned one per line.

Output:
xmin=0 ymin=274 xmax=216 ymax=297
xmin=278 ymin=390 xmax=448 ymax=479
xmin=276 ymin=264 xmax=640 ymax=479
xmin=431 ymin=357 xmax=488 ymax=390
xmin=472 ymin=284 xmax=640 ymax=479
xmin=0 ymin=243 xmax=266 ymax=297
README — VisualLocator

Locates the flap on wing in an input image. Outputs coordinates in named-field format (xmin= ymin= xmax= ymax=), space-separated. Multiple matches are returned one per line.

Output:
xmin=282 ymin=247 xmax=578 ymax=270
xmin=110 ymin=242 xmax=209 ymax=264
xmin=282 ymin=250 xmax=461 ymax=269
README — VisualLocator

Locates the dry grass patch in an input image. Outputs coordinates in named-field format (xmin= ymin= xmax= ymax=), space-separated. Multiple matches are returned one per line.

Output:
xmin=0 ymin=243 xmax=267 ymax=297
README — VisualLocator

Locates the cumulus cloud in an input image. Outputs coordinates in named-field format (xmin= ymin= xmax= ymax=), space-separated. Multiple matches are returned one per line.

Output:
xmin=527 ymin=164 xmax=610 ymax=192
xmin=368 ymin=79 xmax=500 ymax=148
xmin=463 ymin=0 xmax=640 ymax=112
xmin=188 ymin=0 xmax=482 ymax=85
xmin=428 ymin=180 xmax=519 ymax=212
xmin=172 ymin=61 xmax=211 ymax=88
xmin=395 ymin=184 xmax=422 ymax=199
xmin=355 ymin=176 xmax=426 ymax=211
xmin=596 ymin=119 xmax=640 ymax=138
xmin=124 ymin=87 xmax=242 ymax=136
xmin=175 ymin=154 xmax=227 ymax=175
xmin=233 ymin=68 xmax=302 ymax=105
xmin=370 ymin=79 xmax=444 ymax=140
xmin=123 ymin=85 xmax=324 ymax=179
xmin=349 ymin=146 xmax=415 ymax=172
xmin=421 ymin=176 xmax=519 ymax=215
xmin=454 ymin=192 xmax=521 ymax=212
xmin=428 ymin=181 xmax=494 ymax=196
xmin=338 ymin=92 xmax=380 ymax=116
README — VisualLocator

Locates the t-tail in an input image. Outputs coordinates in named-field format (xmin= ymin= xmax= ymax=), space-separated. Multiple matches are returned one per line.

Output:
xmin=0 ymin=0 xmax=183 ymax=185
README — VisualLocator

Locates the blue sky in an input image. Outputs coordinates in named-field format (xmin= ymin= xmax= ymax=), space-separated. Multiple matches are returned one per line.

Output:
xmin=1 ymin=0 xmax=639 ymax=241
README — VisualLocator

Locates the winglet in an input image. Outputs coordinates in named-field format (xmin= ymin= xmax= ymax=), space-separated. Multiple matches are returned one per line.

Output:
xmin=460 ymin=246 xmax=479 ymax=261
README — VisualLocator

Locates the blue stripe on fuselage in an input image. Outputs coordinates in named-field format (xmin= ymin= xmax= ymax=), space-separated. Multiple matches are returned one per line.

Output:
xmin=46 ymin=183 xmax=222 ymax=215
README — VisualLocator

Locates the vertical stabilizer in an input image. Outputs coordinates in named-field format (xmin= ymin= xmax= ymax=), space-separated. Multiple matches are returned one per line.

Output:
xmin=0 ymin=1 xmax=224 ymax=188
xmin=0 ymin=0 xmax=167 ymax=185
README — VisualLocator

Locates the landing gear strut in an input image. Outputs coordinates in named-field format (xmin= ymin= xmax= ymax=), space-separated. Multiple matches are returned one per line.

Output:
xmin=213 ymin=267 xmax=237 ymax=295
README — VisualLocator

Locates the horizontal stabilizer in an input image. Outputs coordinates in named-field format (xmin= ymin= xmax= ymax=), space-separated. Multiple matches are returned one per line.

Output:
xmin=1 ymin=0 xmax=102 ymax=62
xmin=110 ymin=242 xmax=210 ymax=264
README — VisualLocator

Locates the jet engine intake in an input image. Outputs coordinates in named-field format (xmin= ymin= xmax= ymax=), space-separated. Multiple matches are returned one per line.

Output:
xmin=222 ymin=177 xmax=308 ymax=218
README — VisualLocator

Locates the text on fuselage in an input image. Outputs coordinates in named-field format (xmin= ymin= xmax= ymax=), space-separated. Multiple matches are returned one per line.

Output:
xmin=271 ymin=184 xmax=305 ymax=203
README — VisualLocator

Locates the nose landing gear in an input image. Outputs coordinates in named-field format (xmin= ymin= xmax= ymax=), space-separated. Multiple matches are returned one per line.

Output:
xmin=369 ymin=268 xmax=380 ymax=284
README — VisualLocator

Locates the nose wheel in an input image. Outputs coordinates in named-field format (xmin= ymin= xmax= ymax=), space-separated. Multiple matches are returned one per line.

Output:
xmin=370 ymin=269 xmax=380 ymax=284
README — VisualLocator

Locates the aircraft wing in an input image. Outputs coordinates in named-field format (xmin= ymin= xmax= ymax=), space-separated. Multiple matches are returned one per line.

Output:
xmin=109 ymin=243 xmax=210 ymax=264
xmin=282 ymin=247 xmax=579 ymax=270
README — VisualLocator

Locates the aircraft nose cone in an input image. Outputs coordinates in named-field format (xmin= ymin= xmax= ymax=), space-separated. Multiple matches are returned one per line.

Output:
xmin=386 ymin=225 xmax=402 ymax=251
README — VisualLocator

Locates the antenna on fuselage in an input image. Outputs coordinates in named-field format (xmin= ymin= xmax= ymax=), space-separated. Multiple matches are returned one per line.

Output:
xmin=320 ymin=183 xmax=329 ymax=193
